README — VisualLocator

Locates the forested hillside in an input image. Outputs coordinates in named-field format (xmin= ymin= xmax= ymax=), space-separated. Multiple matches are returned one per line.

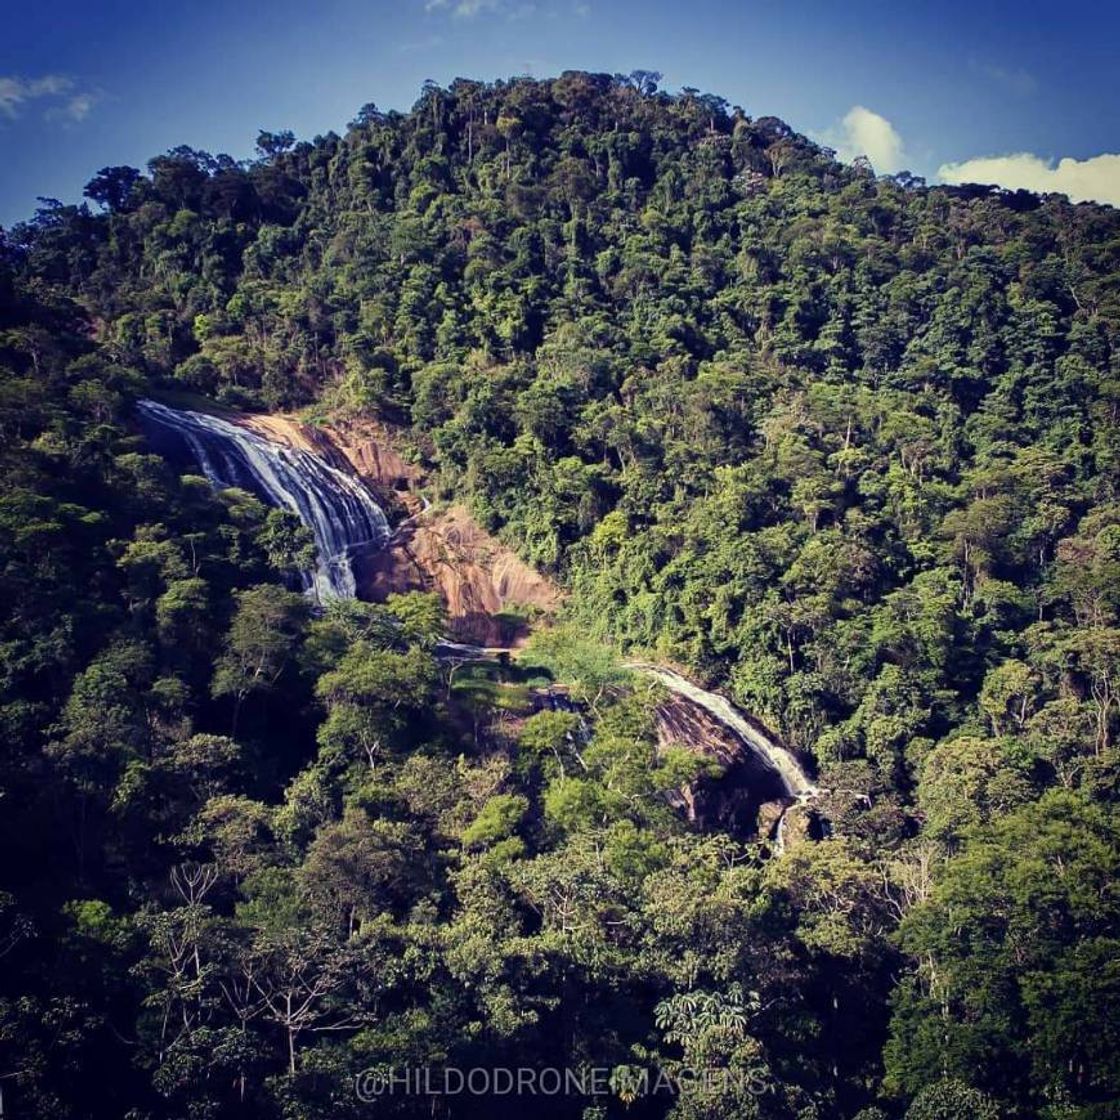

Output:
xmin=2 ymin=71 xmax=1120 ymax=1119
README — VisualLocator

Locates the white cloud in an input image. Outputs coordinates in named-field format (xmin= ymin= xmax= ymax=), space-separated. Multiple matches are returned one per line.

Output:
xmin=0 ymin=74 xmax=71 ymax=118
xmin=815 ymin=105 xmax=907 ymax=175
xmin=0 ymin=74 xmax=99 ymax=124
xmin=425 ymin=0 xmax=502 ymax=15
xmin=0 ymin=78 xmax=24 ymax=117
xmin=938 ymin=152 xmax=1120 ymax=207
xmin=58 ymin=93 xmax=97 ymax=122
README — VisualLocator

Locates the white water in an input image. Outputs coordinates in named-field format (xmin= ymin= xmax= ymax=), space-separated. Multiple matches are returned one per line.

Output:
xmin=626 ymin=661 xmax=817 ymax=801
xmin=138 ymin=399 xmax=390 ymax=601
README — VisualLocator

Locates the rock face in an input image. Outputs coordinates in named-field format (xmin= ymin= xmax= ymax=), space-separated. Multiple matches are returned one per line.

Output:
xmin=653 ymin=692 xmax=791 ymax=838
xmin=240 ymin=412 xmax=561 ymax=644
xmin=239 ymin=414 xmax=422 ymax=513
xmin=357 ymin=505 xmax=561 ymax=646
xmin=310 ymin=418 xmax=424 ymax=508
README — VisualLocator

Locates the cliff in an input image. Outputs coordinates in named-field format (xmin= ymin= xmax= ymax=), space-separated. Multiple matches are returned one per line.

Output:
xmin=237 ymin=411 xmax=561 ymax=644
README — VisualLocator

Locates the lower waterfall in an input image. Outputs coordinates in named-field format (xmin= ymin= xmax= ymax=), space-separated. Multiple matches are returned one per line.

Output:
xmin=626 ymin=662 xmax=817 ymax=801
xmin=137 ymin=399 xmax=390 ymax=601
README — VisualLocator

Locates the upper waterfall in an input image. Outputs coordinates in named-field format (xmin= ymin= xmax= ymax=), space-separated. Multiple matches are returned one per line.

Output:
xmin=137 ymin=399 xmax=390 ymax=601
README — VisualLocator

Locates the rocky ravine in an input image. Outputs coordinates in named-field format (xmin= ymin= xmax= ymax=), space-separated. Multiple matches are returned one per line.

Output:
xmin=233 ymin=407 xmax=811 ymax=843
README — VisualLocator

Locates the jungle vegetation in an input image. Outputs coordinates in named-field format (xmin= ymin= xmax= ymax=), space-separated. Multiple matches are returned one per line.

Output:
xmin=2 ymin=71 xmax=1120 ymax=1119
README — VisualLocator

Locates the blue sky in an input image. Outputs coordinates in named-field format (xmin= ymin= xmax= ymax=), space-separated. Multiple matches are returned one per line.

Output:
xmin=1 ymin=0 xmax=1118 ymax=227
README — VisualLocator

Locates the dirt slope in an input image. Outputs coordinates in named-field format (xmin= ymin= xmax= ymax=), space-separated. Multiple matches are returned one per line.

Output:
xmin=237 ymin=411 xmax=560 ymax=643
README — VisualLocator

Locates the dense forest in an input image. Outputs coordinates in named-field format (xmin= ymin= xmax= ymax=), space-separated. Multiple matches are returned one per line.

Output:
xmin=2 ymin=70 xmax=1120 ymax=1119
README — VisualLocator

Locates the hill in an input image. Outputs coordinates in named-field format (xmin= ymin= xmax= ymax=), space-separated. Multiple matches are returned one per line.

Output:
xmin=2 ymin=72 xmax=1120 ymax=1119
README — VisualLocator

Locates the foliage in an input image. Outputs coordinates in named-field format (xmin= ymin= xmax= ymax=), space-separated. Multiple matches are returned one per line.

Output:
xmin=2 ymin=71 xmax=1120 ymax=1120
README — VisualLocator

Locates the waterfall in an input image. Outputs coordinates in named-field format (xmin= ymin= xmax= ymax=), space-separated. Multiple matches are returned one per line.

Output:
xmin=137 ymin=397 xmax=817 ymax=815
xmin=626 ymin=661 xmax=817 ymax=801
xmin=433 ymin=639 xmax=817 ymax=803
xmin=137 ymin=399 xmax=389 ymax=601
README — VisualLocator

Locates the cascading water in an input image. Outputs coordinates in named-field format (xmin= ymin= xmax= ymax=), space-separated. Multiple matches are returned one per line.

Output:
xmin=137 ymin=399 xmax=390 ymax=601
xmin=626 ymin=661 xmax=817 ymax=801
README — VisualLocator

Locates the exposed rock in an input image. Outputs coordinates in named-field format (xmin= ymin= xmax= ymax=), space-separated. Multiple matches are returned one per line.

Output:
xmin=653 ymin=691 xmax=791 ymax=837
xmin=313 ymin=417 xmax=424 ymax=505
xmin=776 ymin=802 xmax=815 ymax=851
xmin=357 ymin=505 xmax=561 ymax=646
xmin=756 ymin=800 xmax=787 ymax=841
xmin=238 ymin=413 xmax=422 ymax=515
xmin=237 ymin=411 xmax=561 ymax=645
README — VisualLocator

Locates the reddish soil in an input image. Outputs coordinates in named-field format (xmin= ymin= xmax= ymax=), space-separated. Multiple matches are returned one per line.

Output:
xmin=237 ymin=412 xmax=561 ymax=644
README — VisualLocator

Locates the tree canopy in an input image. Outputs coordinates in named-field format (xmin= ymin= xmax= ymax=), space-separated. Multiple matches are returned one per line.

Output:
xmin=2 ymin=71 xmax=1120 ymax=1119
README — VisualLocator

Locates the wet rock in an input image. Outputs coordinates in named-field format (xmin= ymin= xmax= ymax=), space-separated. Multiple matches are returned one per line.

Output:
xmin=756 ymin=799 xmax=787 ymax=841
xmin=653 ymin=694 xmax=790 ymax=838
